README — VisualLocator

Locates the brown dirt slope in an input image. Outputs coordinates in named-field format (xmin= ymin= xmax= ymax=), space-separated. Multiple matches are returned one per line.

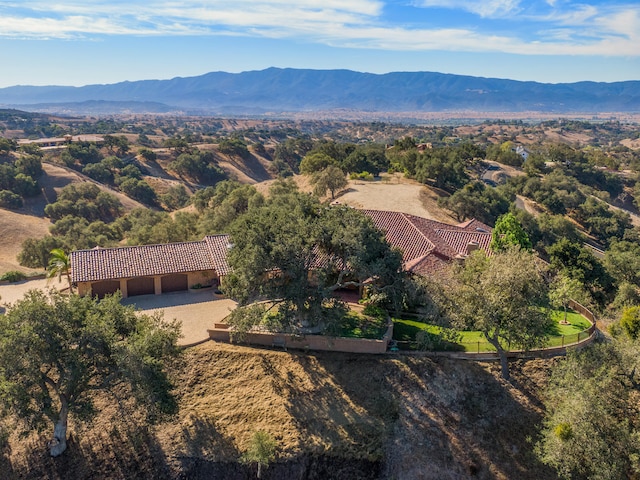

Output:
xmin=1 ymin=342 xmax=557 ymax=480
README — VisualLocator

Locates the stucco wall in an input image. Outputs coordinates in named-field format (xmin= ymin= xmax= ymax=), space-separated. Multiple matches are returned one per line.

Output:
xmin=187 ymin=270 xmax=218 ymax=288
xmin=77 ymin=269 xmax=218 ymax=298
xmin=208 ymin=320 xmax=393 ymax=354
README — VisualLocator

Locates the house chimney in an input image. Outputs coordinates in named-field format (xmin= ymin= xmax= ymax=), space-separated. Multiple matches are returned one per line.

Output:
xmin=466 ymin=241 xmax=480 ymax=255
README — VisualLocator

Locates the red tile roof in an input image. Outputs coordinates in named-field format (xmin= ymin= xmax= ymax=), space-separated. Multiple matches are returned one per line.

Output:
xmin=405 ymin=251 xmax=452 ymax=276
xmin=456 ymin=218 xmax=493 ymax=233
xmin=361 ymin=209 xmax=492 ymax=273
xmin=435 ymin=229 xmax=493 ymax=257
xmin=362 ymin=210 xmax=435 ymax=262
xmin=70 ymin=241 xmax=216 ymax=283
xmin=204 ymin=235 xmax=232 ymax=276
xmin=70 ymin=210 xmax=492 ymax=283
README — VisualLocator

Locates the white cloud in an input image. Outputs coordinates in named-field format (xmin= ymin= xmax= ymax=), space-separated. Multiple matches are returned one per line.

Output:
xmin=0 ymin=0 xmax=638 ymax=57
xmin=417 ymin=0 xmax=521 ymax=18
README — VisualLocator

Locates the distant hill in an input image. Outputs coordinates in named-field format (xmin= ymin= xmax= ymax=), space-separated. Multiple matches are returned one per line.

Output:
xmin=0 ymin=68 xmax=638 ymax=115
xmin=7 ymin=100 xmax=177 ymax=115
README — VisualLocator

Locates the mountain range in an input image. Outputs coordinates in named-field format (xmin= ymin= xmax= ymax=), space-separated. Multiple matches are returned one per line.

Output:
xmin=0 ymin=67 xmax=638 ymax=115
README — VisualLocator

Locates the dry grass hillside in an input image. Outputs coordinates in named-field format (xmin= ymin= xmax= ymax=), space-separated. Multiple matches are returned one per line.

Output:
xmin=0 ymin=208 xmax=51 ymax=274
xmin=0 ymin=162 xmax=145 ymax=274
xmin=0 ymin=342 xmax=557 ymax=480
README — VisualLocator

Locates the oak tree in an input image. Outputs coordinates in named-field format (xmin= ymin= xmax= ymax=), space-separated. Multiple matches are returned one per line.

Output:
xmin=452 ymin=248 xmax=552 ymax=379
xmin=0 ymin=291 xmax=180 ymax=457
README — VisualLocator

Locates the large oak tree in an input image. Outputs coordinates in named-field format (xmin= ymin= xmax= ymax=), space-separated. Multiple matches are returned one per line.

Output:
xmin=0 ymin=291 xmax=181 ymax=457
xmin=224 ymin=182 xmax=404 ymax=335
xmin=451 ymin=247 xmax=553 ymax=379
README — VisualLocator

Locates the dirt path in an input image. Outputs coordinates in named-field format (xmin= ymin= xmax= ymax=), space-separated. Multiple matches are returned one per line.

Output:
xmin=334 ymin=176 xmax=456 ymax=222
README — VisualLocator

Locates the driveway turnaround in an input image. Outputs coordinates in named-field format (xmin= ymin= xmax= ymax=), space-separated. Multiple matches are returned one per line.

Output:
xmin=122 ymin=290 xmax=238 ymax=346
xmin=0 ymin=280 xmax=237 ymax=347
xmin=0 ymin=278 xmax=61 ymax=306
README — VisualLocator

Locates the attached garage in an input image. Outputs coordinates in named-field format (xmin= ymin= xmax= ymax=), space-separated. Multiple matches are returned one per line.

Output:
xmin=91 ymin=280 xmax=120 ymax=299
xmin=127 ymin=277 xmax=155 ymax=296
xmin=161 ymin=274 xmax=188 ymax=293
xmin=71 ymin=237 xmax=229 ymax=299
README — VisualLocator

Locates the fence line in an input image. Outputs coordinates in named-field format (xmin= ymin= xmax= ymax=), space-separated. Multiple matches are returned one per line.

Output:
xmin=391 ymin=301 xmax=598 ymax=358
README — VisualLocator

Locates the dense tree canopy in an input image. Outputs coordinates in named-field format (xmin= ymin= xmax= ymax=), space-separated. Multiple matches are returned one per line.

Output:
xmin=604 ymin=240 xmax=640 ymax=288
xmin=536 ymin=340 xmax=640 ymax=479
xmin=224 ymin=182 xmax=404 ymax=336
xmin=490 ymin=212 xmax=532 ymax=251
xmin=547 ymin=238 xmax=615 ymax=308
xmin=440 ymin=181 xmax=510 ymax=225
xmin=44 ymin=183 xmax=123 ymax=223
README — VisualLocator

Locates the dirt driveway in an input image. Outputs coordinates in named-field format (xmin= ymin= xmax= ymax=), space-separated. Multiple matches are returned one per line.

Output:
xmin=0 ymin=277 xmax=61 ymax=306
xmin=335 ymin=177 xmax=444 ymax=219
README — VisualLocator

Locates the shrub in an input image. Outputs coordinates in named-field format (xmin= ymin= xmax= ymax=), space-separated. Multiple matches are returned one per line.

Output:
xmin=362 ymin=304 xmax=387 ymax=319
xmin=554 ymin=423 xmax=573 ymax=442
xmin=0 ymin=190 xmax=23 ymax=209
xmin=0 ymin=270 xmax=26 ymax=282
xmin=349 ymin=171 xmax=375 ymax=181
xmin=620 ymin=306 xmax=640 ymax=340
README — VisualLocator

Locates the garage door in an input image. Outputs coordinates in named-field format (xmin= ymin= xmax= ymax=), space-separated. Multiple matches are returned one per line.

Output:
xmin=91 ymin=280 xmax=120 ymax=299
xmin=127 ymin=277 xmax=155 ymax=296
xmin=161 ymin=274 xmax=188 ymax=293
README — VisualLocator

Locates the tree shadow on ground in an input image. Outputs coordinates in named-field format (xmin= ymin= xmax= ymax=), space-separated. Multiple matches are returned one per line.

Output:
xmin=5 ymin=420 xmax=173 ymax=480
xmin=377 ymin=356 xmax=557 ymax=480
xmin=261 ymin=350 xmax=556 ymax=480
xmin=173 ymin=414 xmax=247 ymax=480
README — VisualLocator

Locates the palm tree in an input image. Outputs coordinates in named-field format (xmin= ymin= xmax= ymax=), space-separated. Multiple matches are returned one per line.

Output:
xmin=47 ymin=248 xmax=73 ymax=293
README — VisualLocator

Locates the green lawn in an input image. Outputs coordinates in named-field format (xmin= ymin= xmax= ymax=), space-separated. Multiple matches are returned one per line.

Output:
xmin=393 ymin=309 xmax=593 ymax=352
xmin=331 ymin=311 xmax=388 ymax=339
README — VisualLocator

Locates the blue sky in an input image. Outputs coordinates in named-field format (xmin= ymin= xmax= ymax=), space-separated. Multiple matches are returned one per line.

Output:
xmin=0 ymin=0 xmax=638 ymax=87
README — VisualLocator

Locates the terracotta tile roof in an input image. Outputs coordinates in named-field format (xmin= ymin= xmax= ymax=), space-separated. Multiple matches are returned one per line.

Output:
xmin=406 ymin=252 xmax=452 ymax=276
xmin=456 ymin=218 xmax=493 ymax=233
xmin=435 ymin=229 xmax=493 ymax=257
xmin=203 ymin=235 xmax=232 ymax=276
xmin=70 ymin=241 xmax=215 ymax=283
xmin=401 ymin=214 xmax=462 ymax=259
xmin=71 ymin=210 xmax=493 ymax=284
xmin=361 ymin=210 xmax=435 ymax=263
xmin=361 ymin=209 xmax=493 ymax=274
